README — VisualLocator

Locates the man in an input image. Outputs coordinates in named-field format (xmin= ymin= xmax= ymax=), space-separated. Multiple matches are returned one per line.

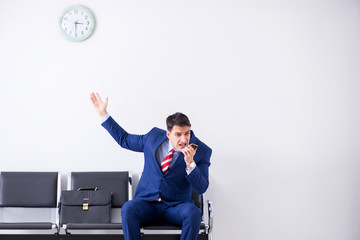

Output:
xmin=90 ymin=92 xmax=212 ymax=240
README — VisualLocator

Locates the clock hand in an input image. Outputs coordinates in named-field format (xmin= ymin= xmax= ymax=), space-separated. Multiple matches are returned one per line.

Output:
xmin=74 ymin=21 xmax=77 ymax=34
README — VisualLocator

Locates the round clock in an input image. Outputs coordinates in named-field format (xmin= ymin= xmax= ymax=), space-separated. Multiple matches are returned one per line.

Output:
xmin=59 ymin=5 xmax=95 ymax=42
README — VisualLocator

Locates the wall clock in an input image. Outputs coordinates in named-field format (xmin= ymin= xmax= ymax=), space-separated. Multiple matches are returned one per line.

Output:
xmin=59 ymin=5 xmax=95 ymax=42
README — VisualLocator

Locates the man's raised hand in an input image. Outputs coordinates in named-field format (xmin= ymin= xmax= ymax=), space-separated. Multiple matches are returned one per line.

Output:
xmin=90 ymin=92 xmax=108 ymax=117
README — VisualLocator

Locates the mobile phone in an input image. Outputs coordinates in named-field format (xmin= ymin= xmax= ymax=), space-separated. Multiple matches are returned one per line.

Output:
xmin=190 ymin=143 xmax=198 ymax=150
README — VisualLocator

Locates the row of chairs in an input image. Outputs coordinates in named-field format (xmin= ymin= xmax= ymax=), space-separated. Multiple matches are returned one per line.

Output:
xmin=0 ymin=171 xmax=213 ymax=239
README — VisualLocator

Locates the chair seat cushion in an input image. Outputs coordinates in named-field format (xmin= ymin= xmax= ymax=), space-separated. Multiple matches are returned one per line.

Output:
xmin=0 ymin=222 xmax=55 ymax=229
xmin=141 ymin=222 xmax=207 ymax=230
xmin=63 ymin=223 xmax=122 ymax=230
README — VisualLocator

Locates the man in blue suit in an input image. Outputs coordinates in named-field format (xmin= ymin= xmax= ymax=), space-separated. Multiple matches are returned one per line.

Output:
xmin=90 ymin=92 xmax=212 ymax=240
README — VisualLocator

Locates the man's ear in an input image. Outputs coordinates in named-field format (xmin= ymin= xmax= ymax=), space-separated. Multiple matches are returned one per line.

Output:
xmin=166 ymin=130 xmax=171 ymax=139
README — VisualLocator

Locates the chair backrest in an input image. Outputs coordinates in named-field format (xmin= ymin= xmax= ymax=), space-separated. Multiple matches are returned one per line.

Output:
xmin=70 ymin=172 xmax=129 ymax=208
xmin=0 ymin=172 xmax=58 ymax=207
xmin=0 ymin=172 xmax=59 ymax=226
xmin=192 ymin=190 xmax=203 ymax=216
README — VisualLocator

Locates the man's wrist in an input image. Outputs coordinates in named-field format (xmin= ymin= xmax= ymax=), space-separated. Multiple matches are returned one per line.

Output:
xmin=186 ymin=161 xmax=196 ymax=170
xmin=101 ymin=113 xmax=110 ymax=123
xmin=99 ymin=110 xmax=108 ymax=118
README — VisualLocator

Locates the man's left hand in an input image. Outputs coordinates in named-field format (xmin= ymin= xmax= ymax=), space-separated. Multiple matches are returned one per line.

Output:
xmin=181 ymin=145 xmax=197 ymax=165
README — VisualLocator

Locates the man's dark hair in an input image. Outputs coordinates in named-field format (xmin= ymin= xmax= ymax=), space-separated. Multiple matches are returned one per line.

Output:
xmin=166 ymin=112 xmax=191 ymax=131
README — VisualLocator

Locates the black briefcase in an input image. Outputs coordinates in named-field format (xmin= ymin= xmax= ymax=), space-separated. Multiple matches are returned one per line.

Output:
xmin=59 ymin=188 xmax=112 ymax=225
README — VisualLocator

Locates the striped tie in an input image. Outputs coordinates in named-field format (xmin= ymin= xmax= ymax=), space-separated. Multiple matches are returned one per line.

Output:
xmin=161 ymin=148 xmax=175 ymax=174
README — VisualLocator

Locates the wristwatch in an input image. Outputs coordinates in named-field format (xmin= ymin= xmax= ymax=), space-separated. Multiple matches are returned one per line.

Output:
xmin=187 ymin=161 xmax=196 ymax=170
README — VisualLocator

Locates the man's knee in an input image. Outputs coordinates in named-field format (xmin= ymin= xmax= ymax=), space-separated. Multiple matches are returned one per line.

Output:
xmin=182 ymin=205 xmax=202 ymax=224
xmin=122 ymin=200 xmax=139 ymax=221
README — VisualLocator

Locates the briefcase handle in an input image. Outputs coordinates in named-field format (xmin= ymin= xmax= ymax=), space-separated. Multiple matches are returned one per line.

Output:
xmin=77 ymin=187 xmax=98 ymax=191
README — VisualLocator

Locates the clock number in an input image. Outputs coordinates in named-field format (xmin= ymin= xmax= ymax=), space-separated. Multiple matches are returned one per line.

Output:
xmin=64 ymin=17 xmax=68 ymax=21
xmin=85 ymin=15 xmax=88 ymax=20
xmin=87 ymin=21 xmax=90 ymax=25
xmin=86 ymin=27 xmax=88 ymax=30
xmin=81 ymin=31 xmax=84 ymax=35
xmin=74 ymin=10 xmax=78 ymax=14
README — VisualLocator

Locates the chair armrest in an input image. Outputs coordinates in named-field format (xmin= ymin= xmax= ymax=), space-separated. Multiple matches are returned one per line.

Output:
xmin=207 ymin=200 xmax=213 ymax=240
xmin=129 ymin=175 xmax=133 ymax=200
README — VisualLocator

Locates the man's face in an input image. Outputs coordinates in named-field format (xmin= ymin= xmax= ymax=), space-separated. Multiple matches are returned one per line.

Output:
xmin=167 ymin=125 xmax=191 ymax=151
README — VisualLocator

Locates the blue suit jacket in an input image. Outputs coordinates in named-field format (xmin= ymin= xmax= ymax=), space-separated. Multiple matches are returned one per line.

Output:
xmin=102 ymin=116 xmax=212 ymax=205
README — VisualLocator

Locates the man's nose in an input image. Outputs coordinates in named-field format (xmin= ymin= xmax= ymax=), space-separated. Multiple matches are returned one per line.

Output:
xmin=180 ymin=135 xmax=187 ymax=142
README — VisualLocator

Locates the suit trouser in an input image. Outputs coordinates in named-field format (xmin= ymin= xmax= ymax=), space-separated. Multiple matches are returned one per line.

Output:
xmin=122 ymin=199 xmax=202 ymax=240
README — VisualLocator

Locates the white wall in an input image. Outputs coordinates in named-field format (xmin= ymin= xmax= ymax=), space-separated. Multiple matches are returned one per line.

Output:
xmin=1 ymin=0 xmax=360 ymax=239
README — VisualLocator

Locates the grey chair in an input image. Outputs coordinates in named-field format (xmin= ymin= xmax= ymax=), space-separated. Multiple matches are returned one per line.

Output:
xmin=0 ymin=171 xmax=60 ymax=234
xmin=141 ymin=190 xmax=214 ymax=240
xmin=61 ymin=171 xmax=130 ymax=234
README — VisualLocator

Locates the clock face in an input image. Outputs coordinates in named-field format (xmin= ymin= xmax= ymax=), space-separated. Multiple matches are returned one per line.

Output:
xmin=59 ymin=5 xmax=95 ymax=42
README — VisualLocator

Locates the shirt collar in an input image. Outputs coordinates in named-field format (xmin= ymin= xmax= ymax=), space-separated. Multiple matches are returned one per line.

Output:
xmin=168 ymin=140 xmax=176 ymax=152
